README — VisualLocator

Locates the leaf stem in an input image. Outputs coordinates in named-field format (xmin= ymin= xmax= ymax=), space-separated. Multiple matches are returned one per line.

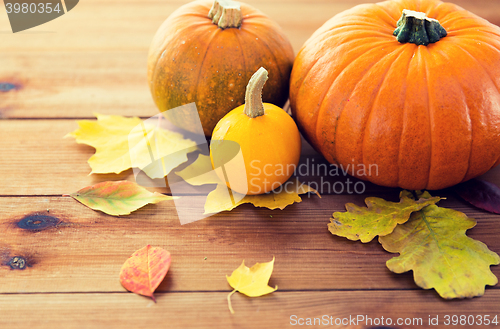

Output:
xmin=227 ymin=289 xmax=237 ymax=314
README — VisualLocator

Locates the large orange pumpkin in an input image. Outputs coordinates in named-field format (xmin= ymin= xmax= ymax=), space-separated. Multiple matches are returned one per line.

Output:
xmin=290 ymin=0 xmax=500 ymax=190
xmin=148 ymin=0 xmax=294 ymax=136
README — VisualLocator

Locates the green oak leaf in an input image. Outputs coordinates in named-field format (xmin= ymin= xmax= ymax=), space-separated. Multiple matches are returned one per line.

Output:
xmin=328 ymin=191 xmax=442 ymax=242
xmin=379 ymin=194 xmax=500 ymax=299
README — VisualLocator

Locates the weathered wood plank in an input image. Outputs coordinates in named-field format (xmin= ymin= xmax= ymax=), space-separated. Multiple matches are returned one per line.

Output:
xmin=0 ymin=120 xmax=135 ymax=195
xmin=0 ymin=119 xmax=375 ymax=195
xmin=0 ymin=195 xmax=498 ymax=293
xmin=2 ymin=120 xmax=500 ymax=196
xmin=0 ymin=52 xmax=159 ymax=119
xmin=1 ymin=290 xmax=500 ymax=329
xmin=1 ymin=1 xmax=500 ymax=326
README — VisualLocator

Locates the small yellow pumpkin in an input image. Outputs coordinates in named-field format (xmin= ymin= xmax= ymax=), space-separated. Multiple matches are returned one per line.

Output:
xmin=210 ymin=67 xmax=301 ymax=195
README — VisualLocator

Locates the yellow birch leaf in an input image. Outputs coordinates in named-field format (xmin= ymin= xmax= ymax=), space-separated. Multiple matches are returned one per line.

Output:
xmin=329 ymin=191 xmax=442 ymax=243
xmin=379 ymin=193 xmax=500 ymax=299
xmin=204 ymin=179 xmax=320 ymax=214
xmin=226 ymin=257 xmax=277 ymax=314
xmin=65 ymin=113 xmax=197 ymax=178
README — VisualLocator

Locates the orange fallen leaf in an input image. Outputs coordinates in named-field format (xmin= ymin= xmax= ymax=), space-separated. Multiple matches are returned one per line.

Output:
xmin=119 ymin=245 xmax=171 ymax=302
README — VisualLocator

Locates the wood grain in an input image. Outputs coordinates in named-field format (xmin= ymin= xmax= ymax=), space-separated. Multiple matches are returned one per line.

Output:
xmin=0 ymin=119 xmax=379 ymax=195
xmin=0 ymin=52 xmax=159 ymax=119
xmin=1 ymin=290 xmax=500 ymax=329
xmin=0 ymin=195 xmax=498 ymax=294
xmin=2 ymin=119 xmax=500 ymax=196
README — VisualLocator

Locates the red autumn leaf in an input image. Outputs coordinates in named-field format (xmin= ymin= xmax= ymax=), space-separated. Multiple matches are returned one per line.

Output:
xmin=454 ymin=179 xmax=500 ymax=215
xmin=119 ymin=245 xmax=171 ymax=302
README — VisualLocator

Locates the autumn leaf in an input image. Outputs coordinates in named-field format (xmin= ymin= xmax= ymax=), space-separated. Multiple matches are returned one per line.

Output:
xmin=379 ymin=192 xmax=500 ymax=299
xmin=205 ymin=179 xmax=319 ymax=214
xmin=454 ymin=179 xmax=500 ymax=214
xmin=68 ymin=181 xmax=176 ymax=216
xmin=175 ymin=154 xmax=221 ymax=186
xmin=226 ymin=257 xmax=277 ymax=314
xmin=328 ymin=191 xmax=442 ymax=242
xmin=65 ymin=113 xmax=197 ymax=178
xmin=119 ymin=245 xmax=171 ymax=302
xmin=176 ymin=154 xmax=320 ymax=213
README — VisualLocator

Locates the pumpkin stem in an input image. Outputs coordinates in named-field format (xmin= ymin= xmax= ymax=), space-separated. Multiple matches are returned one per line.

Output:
xmin=208 ymin=0 xmax=242 ymax=29
xmin=244 ymin=67 xmax=268 ymax=118
xmin=393 ymin=9 xmax=447 ymax=46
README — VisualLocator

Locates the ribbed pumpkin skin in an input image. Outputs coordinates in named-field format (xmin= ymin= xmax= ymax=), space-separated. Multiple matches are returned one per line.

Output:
xmin=290 ymin=0 xmax=500 ymax=190
xmin=148 ymin=0 xmax=294 ymax=136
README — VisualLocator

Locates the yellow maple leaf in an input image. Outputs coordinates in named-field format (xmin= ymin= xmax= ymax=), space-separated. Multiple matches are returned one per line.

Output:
xmin=66 ymin=113 xmax=197 ymax=178
xmin=379 ymin=191 xmax=500 ymax=299
xmin=226 ymin=257 xmax=277 ymax=314
xmin=176 ymin=154 xmax=320 ymax=213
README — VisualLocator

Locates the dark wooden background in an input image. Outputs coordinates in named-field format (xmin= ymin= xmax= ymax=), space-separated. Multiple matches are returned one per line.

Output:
xmin=1 ymin=0 xmax=500 ymax=328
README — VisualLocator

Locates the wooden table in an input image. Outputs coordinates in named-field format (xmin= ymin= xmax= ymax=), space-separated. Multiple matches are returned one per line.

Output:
xmin=1 ymin=0 xmax=500 ymax=328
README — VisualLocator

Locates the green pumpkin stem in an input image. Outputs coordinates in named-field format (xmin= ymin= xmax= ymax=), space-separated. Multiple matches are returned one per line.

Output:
xmin=393 ymin=9 xmax=447 ymax=46
xmin=208 ymin=0 xmax=242 ymax=29
xmin=244 ymin=67 xmax=268 ymax=118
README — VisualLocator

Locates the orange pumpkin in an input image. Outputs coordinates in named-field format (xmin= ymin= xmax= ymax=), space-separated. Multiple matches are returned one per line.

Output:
xmin=210 ymin=67 xmax=302 ymax=195
xmin=148 ymin=0 xmax=294 ymax=136
xmin=290 ymin=0 xmax=500 ymax=190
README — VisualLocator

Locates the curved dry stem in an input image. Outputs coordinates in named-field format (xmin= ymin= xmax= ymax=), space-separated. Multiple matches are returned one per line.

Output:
xmin=208 ymin=0 xmax=242 ymax=29
xmin=244 ymin=67 xmax=269 ymax=118
xmin=227 ymin=289 xmax=238 ymax=314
